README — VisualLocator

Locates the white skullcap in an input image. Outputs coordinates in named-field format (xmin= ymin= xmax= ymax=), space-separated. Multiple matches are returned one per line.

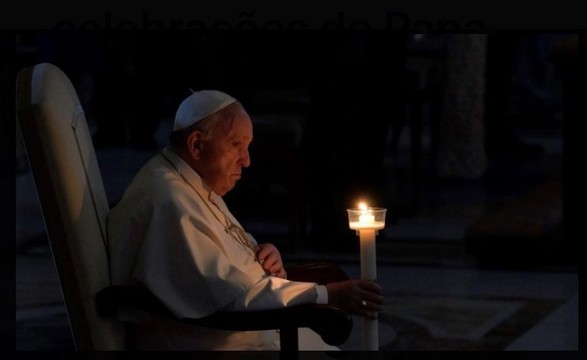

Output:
xmin=173 ymin=89 xmax=237 ymax=131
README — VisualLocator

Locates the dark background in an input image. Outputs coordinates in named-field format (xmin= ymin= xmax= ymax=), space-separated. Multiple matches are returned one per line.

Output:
xmin=11 ymin=31 xmax=577 ymax=262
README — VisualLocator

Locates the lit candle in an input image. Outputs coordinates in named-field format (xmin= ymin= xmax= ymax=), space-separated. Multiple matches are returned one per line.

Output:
xmin=347 ymin=201 xmax=386 ymax=351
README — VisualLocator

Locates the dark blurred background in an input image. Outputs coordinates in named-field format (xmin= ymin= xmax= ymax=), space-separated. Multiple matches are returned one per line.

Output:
xmin=13 ymin=31 xmax=578 ymax=265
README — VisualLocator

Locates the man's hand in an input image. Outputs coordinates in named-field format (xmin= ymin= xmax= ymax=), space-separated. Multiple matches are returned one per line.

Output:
xmin=256 ymin=243 xmax=287 ymax=278
xmin=325 ymin=280 xmax=384 ymax=319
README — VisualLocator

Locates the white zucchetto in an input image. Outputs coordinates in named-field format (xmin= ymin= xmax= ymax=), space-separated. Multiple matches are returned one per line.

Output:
xmin=173 ymin=90 xmax=237 ymax=131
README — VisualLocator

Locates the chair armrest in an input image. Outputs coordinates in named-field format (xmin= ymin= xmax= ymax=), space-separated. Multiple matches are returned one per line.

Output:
xmin=285 ymin=261 xmax=350 ymax=284
xmin=192 ymin=304 xmax=352 ymax=346
xmin=96 ymin=285 xmax=175 ymax=318
xmin=96 ymin=284 xmax=352 ymax=346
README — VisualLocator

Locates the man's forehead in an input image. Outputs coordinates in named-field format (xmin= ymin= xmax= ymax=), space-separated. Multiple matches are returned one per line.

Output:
xmin=216 ymin=113 xmax=252 ymax=139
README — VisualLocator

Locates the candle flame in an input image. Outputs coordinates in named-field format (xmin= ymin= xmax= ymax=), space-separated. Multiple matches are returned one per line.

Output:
xmin=358 ymin=202 xmax=368 ymax=211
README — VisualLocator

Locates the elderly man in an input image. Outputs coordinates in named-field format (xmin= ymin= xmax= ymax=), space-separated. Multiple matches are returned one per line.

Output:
xmin=107 ymin=90 xmax=383 ymax=350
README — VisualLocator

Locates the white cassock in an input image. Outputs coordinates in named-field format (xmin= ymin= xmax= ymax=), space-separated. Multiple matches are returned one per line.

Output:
xmin=108 ymin=147 xmax=337 ymax=351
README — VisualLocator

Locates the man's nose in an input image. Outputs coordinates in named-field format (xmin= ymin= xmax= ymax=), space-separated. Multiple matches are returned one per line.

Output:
xmin=241 ymin=149 xmax=251 ymax=168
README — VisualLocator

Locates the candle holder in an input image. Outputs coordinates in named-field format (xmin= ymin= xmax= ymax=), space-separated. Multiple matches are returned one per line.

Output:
xmin=347 ymin=207 xmax=387 ymax=231
xmin=347 ymin=204 xmax=387 ymax=351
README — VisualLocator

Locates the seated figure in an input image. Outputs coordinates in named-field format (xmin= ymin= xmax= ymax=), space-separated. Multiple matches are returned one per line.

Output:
xmin=107 ymin=89 xmax=384 ymax=350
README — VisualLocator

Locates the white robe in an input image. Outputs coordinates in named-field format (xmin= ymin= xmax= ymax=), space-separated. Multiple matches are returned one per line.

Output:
xmin=107 ymin=147 xmax=336 ymax=350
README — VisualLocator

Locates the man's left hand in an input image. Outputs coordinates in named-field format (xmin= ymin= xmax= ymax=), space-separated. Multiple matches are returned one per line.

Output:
xmin=256 ymin=243 xmax=287 ymax=278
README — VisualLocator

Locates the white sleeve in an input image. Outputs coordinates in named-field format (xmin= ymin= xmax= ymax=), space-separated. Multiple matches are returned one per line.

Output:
xmin=225 ymin=276 xmax=329 ymax=311
xmin=315 ymin=284 xmax=328 ymax=304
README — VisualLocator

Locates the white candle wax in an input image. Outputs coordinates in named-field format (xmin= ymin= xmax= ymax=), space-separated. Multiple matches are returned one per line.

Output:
xmin=359 ymin=229 xmax=377 ymax=285
xmin=359 ymin=228 xmax=378 ymax=350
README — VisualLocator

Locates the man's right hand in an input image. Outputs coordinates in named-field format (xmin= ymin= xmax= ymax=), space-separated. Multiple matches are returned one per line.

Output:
xmin=325 ymin=280 xmax=384 ymax=319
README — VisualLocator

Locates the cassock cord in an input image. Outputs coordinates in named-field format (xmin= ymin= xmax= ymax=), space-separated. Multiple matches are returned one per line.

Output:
xmin=206 ymin=192 xmax=261 ymax=259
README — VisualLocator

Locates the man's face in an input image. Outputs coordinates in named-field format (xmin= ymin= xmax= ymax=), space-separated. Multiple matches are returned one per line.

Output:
xmin=196 ymin=105 xmax=253 ymax=196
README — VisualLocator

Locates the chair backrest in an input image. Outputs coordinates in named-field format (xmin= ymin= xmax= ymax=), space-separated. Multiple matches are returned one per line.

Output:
xmin=16 ymin=62 xmax=126 ymax=350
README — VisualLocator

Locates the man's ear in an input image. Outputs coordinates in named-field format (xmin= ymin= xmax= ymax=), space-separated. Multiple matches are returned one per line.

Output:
xmin=187 ymin=131 xmax=203 ymax=157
